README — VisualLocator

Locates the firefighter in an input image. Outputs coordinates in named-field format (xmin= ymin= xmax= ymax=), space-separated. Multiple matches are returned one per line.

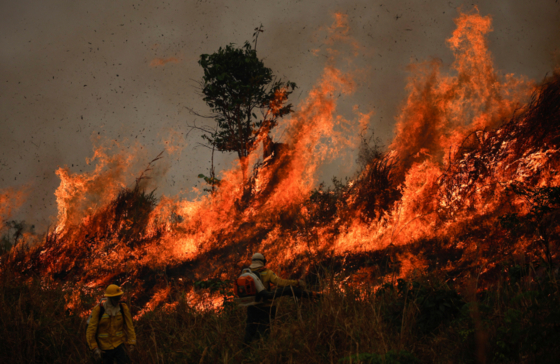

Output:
xmin=86 ymin=284 xmax=137 ymax=363
xmin=243 ymin=252 xmax=305 ymax=344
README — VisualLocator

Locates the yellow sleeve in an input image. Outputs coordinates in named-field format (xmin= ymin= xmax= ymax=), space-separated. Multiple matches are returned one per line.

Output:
xmin=86 ymin=306 xmax=100 ymax=350
xmin=268 ymin=271 xmax=298 ymax=287
xmin=121 ymin=304 xmax=137 ymax=345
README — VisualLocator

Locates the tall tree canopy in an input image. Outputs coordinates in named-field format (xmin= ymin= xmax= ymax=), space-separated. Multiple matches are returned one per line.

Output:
xmin=198 ymin=36 xmax=296 ymax=182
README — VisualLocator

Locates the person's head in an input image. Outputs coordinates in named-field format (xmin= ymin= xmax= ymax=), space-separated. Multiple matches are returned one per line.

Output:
xmin=104 ymin=284 xmax=123 ymax=305
xmin=109 ymin=295 xmax=120 ymax=306
xmin=249 ymin=252 xmax=267 ymax=269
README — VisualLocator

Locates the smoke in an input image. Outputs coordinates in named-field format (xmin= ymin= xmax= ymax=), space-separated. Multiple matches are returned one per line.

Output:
xmin=0 ymin=0 xmax=558 ymax=231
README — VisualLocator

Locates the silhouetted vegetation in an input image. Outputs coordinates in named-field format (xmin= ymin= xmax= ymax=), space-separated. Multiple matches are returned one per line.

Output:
xmin=1 ymin=265 xmax=559 ymax=363
xmin=194 ymin=26 xmax=297 ymax=183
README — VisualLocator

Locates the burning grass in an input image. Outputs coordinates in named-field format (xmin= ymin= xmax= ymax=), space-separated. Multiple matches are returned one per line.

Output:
xmin=1 ymin=266 xmax=559 ymax=363
xmin=2 ymin=71 xmax=560 ymax=320
xmin=1 ymin=9 xmax=560 ymax=363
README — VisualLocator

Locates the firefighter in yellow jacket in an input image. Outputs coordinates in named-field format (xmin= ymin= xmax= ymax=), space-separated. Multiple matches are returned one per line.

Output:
xmin=244 ymin=252 xmax=305 ymax=344
xmin=86 ymin=284 xmax=136 ymax=363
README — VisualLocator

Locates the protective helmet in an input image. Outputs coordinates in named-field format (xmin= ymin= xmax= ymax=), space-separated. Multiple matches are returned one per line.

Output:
xmin=249 ymin=252 xmax=267 ymax=269
xmin=104 ymin=284 xmax=124 ymax=297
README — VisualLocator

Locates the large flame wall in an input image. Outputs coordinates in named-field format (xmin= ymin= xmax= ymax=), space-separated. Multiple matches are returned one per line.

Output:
xmin=2 ymin=10 xmax=559 ymax=314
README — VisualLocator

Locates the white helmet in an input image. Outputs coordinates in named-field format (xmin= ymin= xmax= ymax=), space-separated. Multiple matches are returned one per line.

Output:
xmin=249 ymin=252 xmax=266 ymax=269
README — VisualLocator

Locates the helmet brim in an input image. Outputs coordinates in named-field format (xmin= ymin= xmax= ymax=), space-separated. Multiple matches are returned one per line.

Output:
xmin=104 ymin=291 xmax=123 ymax=297
xmin=249 ymin=261 xmax=264 ymax=269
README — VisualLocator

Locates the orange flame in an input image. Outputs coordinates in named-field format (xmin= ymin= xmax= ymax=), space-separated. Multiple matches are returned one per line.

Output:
xmin=7 ymin=9 xmax=560 ymax=316
xmin=0 ymin=187 xmax=27 ymax=224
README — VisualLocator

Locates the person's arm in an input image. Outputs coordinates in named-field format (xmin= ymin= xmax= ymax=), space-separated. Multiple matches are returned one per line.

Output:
xmin=121 ymin=303 xmax=137 ymax=346
xmin=86 ymin=306 xmax=100 ymax=350
xmin=268 ymin=271 xmax=298 ymax=287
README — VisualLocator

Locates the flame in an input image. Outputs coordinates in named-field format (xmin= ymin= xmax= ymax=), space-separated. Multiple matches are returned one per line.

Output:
xmin=5 ymin=10 xmax=560 ymax=316
xmin=54 ymin=141 xmax=141 ymax=233
xmin=391 ymin=9 xmax=531 ymax=179
xmin=0 ymin=187 xmax=27 ymax=223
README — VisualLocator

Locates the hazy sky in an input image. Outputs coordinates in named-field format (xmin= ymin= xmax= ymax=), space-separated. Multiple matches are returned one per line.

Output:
xmin=1 ymin=0 xmax=559 ymax=230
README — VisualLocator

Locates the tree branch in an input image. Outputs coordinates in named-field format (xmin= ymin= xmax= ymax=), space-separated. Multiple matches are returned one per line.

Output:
xmin=184 ymin=106 xmax=215 ymax=119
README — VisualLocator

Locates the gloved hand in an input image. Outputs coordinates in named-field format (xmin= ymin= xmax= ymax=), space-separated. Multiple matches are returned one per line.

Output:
xmin=297 ymin=279 xmax=307 ymax=290
xmin=93 ymin=348 xmax=103 ymax=359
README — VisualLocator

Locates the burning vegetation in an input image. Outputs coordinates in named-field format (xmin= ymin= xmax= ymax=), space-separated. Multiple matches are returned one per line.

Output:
xmin=1 ymin=10 xmax=560 ymax=364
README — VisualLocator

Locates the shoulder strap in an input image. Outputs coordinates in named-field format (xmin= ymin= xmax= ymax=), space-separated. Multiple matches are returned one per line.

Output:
xmin=98 ymin=304 xmax=105 ymax=323
xmin=96 ymin=302 xmax=126 ymax=325
xmin=119 ymin=303 xmax=129 ymax=330
xmin=87 ymin=304 xmax=105 ymax=336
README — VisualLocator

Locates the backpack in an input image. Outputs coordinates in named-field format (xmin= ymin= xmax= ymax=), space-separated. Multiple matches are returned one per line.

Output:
xmin=233 ymin=268 xmax=266 ymax=307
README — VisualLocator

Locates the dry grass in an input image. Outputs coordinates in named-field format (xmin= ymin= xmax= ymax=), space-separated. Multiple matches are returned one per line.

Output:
xmin=1 ymin=265 xmax=559 ymax=364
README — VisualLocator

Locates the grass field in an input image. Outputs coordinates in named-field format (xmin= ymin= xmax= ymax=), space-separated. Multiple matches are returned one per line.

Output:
xmin=1 ymin=263 xmax=559 ymax=364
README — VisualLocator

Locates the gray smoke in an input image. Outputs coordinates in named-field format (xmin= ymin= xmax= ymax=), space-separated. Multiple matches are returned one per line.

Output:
xmin=1 ymin=0 xmax=558 ymax=230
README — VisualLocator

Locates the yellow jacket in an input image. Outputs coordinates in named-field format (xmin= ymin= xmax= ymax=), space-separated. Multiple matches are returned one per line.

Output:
xmin=86 ymin=302 xmax=136 ymax=351
xmin=251 ymin=267 xmax=298 ymax=305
